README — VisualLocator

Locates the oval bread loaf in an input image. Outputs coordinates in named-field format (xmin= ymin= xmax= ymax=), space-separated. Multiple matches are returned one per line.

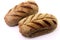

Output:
xmin=19 ymin=13 xmax=57 ymax=37
xmin=4 ymin=1 xmax=38 ymax=26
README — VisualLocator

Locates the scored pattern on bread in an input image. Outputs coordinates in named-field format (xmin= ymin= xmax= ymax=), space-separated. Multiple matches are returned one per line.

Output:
xmin=4 ymin=1 xmax=38 ymax=26
xmin=19 ymin=13 xmax=57 ymax=37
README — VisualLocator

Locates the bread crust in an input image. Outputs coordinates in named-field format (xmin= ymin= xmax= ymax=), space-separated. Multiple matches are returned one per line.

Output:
xmin=4 ymin=1 xmax=38 ymax=26
xmin=19 ymin=13 xmax=57 ymax=37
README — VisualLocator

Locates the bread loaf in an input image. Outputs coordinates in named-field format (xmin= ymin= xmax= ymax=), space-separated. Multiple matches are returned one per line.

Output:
xmin=19 ymin=13 xmax=57 ymax=37
xmin=4 ymin=1 xmax=38 ymax=26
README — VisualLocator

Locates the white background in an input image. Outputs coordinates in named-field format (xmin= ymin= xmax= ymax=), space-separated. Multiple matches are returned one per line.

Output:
xmin=0 ymin=0 xmax=60 ymax=40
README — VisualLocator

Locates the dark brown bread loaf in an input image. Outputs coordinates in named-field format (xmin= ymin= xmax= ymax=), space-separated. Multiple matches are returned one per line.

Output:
xmin=19 ymin=13 xmax=57 ymax=37
xmin=4 ymin=1 xmax=38 ymax=26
